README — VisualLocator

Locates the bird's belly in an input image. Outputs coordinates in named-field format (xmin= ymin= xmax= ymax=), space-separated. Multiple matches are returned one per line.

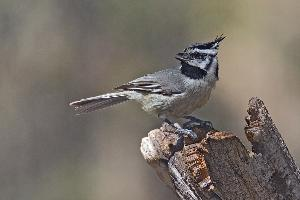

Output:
xmin=167 ymin=90 xmax=211 ymax=118
xmin=140 ymin=87 xmax=213 ymax=119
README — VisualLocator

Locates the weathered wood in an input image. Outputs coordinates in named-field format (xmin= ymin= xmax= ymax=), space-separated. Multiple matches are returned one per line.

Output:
xmin=140 ymin=97 xmax=300 ymax=200
xmin=245 ymin=98 xmax=300 ymax=199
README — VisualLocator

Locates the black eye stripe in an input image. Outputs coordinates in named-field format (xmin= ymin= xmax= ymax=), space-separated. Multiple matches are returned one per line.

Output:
xmin=205 ymin=56 xmax=214 ymax=70
xmin=190 ymin=52 xmax=206 ymax=59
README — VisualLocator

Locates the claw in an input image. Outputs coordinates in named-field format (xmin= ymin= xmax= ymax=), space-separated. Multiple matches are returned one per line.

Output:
xmin=183 ymin=116 xmax=214 ymax=129
xmin=163 ymin=119 xmax=198 ymax=139
xmin=173 ymin=123 xmax=198 ymax=140
xmin=163 ymin=119 xmax=198 ymax=155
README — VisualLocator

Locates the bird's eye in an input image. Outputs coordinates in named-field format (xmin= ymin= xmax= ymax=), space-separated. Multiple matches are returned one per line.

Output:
xmin=191 ymin=52 xmax=206 ymax=59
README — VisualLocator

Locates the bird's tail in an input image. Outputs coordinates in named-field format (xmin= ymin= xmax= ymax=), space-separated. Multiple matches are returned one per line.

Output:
xmin=69 ymin=92 xmax=129 ymax=114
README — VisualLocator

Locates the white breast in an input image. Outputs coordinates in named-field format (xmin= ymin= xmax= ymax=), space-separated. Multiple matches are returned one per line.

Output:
xmin=138 ymin=78 xmax=214 ymax=119
xmin=166 ymin=79 xmax=214 ymax=118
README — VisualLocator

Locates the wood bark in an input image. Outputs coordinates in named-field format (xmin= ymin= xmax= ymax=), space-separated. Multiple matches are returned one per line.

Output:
xmin=140 ymin=97 xmax=300 ymax=200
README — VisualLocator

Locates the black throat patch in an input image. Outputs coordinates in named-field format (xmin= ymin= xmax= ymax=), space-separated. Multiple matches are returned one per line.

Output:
xmin=180 ymin=62 xmax=207 ymax=80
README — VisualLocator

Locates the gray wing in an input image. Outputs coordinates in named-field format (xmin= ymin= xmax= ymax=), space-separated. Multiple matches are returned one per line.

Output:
xmin=115 ymin=66 xmax=185 ymax=96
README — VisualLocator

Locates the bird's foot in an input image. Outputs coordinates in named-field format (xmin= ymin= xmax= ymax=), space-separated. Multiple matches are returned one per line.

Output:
xmin=183 ymin=116 xmax=214 ymax=130
xmin=173 ymin=123 xmax=198 ymax=140
xmin=163 ymin=119 xmax=198 ymax=140
xmin=163 ymin=119 xmax=198 ymax=155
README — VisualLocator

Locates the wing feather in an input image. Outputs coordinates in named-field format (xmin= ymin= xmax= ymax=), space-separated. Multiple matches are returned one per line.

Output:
xmin=115 ymin=67 xmax=184 ymax=96
xmin=115 ymin=80 xmax=179 ymax=96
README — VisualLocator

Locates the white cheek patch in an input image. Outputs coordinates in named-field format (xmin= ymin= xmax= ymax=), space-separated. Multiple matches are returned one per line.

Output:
xmin=186 ymin=57 xmax=210 ymax=69
xmin=186 ymin=59 xmax=200 ymax=67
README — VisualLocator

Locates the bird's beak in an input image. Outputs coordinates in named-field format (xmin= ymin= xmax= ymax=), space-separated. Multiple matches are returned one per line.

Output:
xmin=175 ymin=52 xmax=188 ymax=62
xmin=214 ymin=35 xmax=226 ymax=45
xmin=210 ymin=35 xmax=226 ymax=49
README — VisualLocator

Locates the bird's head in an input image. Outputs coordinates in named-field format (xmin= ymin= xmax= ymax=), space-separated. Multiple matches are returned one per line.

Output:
xmin=176 ymin=35 xmax=225 ymax=80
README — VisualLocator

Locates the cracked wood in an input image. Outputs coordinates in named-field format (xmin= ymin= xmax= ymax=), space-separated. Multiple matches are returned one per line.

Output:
xmin=140 ymin=97 xmax=300 ymax=200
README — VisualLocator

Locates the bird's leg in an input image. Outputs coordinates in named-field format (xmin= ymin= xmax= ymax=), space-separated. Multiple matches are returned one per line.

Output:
xmin=173 ymin=122 xmax=198 ymax=140
xmin=163 ymin=118 xmax=173 ymax=125
xmin=183 ymin=116 xmax=214 ymax=130
xmin=163 ymin=118 xmax=197 ymax=155
xmin=163 ymin=119 xmax=198 ymax=140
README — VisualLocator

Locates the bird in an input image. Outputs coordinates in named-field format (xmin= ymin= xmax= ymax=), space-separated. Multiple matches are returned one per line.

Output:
xmin=70 ymin=35 xmax=225 ymax=139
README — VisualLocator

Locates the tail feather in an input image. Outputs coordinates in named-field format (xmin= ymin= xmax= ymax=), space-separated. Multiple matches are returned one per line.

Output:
xmin=69 ymin=93 xmax=129 ymax=114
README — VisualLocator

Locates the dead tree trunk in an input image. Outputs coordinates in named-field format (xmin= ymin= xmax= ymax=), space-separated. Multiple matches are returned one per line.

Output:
xmin=140 ymin=97 xmax=300 ymax=200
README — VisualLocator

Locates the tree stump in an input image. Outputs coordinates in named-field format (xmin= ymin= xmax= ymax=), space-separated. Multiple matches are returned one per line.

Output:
xmin=140 ymin=97 xmax=300 ymax=200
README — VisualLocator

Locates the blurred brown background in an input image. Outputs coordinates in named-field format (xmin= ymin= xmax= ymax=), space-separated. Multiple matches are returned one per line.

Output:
xmin=1 ymin=0 xmax=300 ymax=199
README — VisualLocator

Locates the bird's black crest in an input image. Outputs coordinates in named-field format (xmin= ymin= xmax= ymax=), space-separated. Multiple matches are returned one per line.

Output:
xmin=175 ymin=35 xmax=225 ymax=62
xmin=188 ymin=35 xmax=225 ymax=50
